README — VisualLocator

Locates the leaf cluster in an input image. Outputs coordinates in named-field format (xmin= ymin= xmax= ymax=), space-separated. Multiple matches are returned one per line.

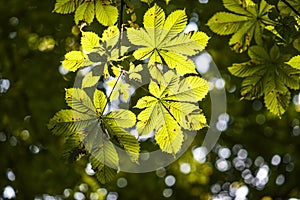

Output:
xmin=49 ymin=4 xmax=210 ymax=183
xmin=208 ymin=0 xmax=300 ymax=116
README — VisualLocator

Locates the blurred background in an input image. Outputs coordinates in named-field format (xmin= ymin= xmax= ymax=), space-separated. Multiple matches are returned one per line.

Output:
xmin=1 ymin=0 xmax=300 ymax=199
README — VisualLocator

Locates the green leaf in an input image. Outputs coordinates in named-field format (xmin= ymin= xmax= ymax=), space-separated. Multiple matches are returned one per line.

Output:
xmin=81 ymin=31 xmax=100 ymax=52
xmin=93 ymin=89 xmax=107 ymax=116
xmin=62 ymin=51 xmax=87 ymax=72
xmin=107 ymin=79 xmax=131 ymax=102
xmin=90 ymin=127 xmax=119 ymax=184
xmin=95 ymin=1 xmax=118 ymax=26
xmin=127 ymin=63 xmax=143 ymax=82
xmin=135 ymin=70 xmax=208 ymax=154
xmin=48 ymin=109 xmax=96 ymax=136
xmin=127 ymin=4 xmax=208 ymax=75
xmin=207 ymin=0 xmax=274 ymax=52
xmin=104 ymin=109 xmax=136 ymax=128
xmin=286 ymin=55 xmax=300 ymax=70
xmin=229 ymin=45 xmax=299 ymax=115
xmin=74 ymin=1 xmax=95 ymax=24
xmin=65 ymin=88 xmax=95 ymax=115
xmin=53 ymin=0 xmax=76 ymax=14
xmin=155 ymin=111 xmax=184 ymax=155
xmin=82 ymin=72 xmax=100 ymax=88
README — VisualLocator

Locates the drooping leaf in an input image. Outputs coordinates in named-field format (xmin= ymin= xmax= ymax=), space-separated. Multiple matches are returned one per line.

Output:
xmin=229 ymin=45 xmax=300 ymax=116
xmin=74 ymin=1 xmax=95 ymax=24
xmin=95 ymin=1 xmax=118 ymax=26
xmin=53 ymin=0 xmax=76 ymax=14
xmin=207 ymin=0 xmax=274 ymax=52
xmin=134 ymin=70 xmax=208 ymax=154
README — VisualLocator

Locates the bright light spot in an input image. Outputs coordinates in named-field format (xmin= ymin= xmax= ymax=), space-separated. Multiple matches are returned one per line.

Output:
xmin=235 ymin=185 xmax=249 ymax=199
xmin=64 ymin=189 xmax=71 ymax=198
xmin=216 ymin=158 xmax=230 ymax=172
xmin=0 ymin=79 xmax=10 ymax=93
xmin=29 ymin=145 xmax=40 ymax=154
xmin=165 ymin=175 xmax=176 ymax=187
xmin=293 ymin=126 xmax=300 ymax=136
xmin=256 ymin=165 xmax=269 ymax=180
xmin=216 ymin=120 xmax=227 ymax=131
xmin=79 ymin=183 xmax=88 ymax=193
xmin=276 ymin=174 xmax=285 ymax=185
xmin=3 ymin=186 xmax=16 ymax=199
xmin=38 ymin=36 xmax=55 ymax=52
xmin=79 ymin=66 xmax=92 ymax=76
xmin=74 ymin=192 xmax=85 ymax=200
xmin=180 ymin=163 xmax=191 ymax=174
xmin=156 ymin=167 xmax=166 ymax=178
xmin=218 ymin=147 xmax=231 ymax=159
xmin=9 ymin=32 xmax=17 ymax=39
xmin=90 ymin=193 xmax=99 ymax=200
xmin=211 ymin=183 xmax=221 ymax=194
xmin=233 ymin=158 xmax=245 ymax=171
xmin=232 ymin=144 xmax=242 ymax=155
xmin=85 ymin=163 xmax=95 ymax=176
xmin=97 ymin=188 xmax=107 ymax=196
xmin=9 ymin=17 xmax=19 ymax=26
xmin=183 ymin=22 xmax=198 ymax=33
xmin=117 ymin=178 xmax=128 ymax=188
xmin=20 ymin=130 xmax=30 ymax=140
xmin=271 ymin=155 xmax=281 ymax=166
xmin=227 ymin=85 xmax=236 ymax=93
xmin=7 ymin=169 xmax=15 ymax=181
xmin=192 ymin=146 xmax=207 ymax=163
xmin=199 ymin=0 xmax=209 ymax=3
xmin=162 ymin=188 xmax=173 ymax=198
xmin=107 ymin=192 xmax=118 ymax=200
xmin=195 ymin=52 xmax=211 ymax=74
xmin=286 ymin=163 xmax=294 ymax=172
xmin=293 ymin=94 xmax=300 ymax=105
xmin=218 ymin=113 xmax=230 ymax=123
xmin=237 ymin=149 xmax=248 ymax=160
xmin=215 ymin=78 xmax=225 ymax=89
xmin=0 ymin=132 xmax=7 ymax=142
xmin=59 ymin=65 xmax=69 ymax=75
xmin=254 ymin=156 xmax=265 ymax=167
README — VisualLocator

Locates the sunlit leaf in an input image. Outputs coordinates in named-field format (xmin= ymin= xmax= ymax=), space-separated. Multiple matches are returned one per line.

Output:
xmin=286 ymin=55 xmax=300 ymax=70
xmin=74 ymin=1 xmax=95 ymax=24
xmin=81 ymin=31 xmax=100 ymax=52
xmin=95 ymin=1 xmax=118 ymax=26
xmin=62 ymin=51 xmax=87 ymax=72
xmin=82 ymin=71 xmax=100 ymax=88
xmin=53 ymin=0 xmax=76 ymax=14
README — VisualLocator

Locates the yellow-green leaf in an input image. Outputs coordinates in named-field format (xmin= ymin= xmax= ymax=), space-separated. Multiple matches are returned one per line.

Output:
xmin=65 ymin=88 xmax=95 ymax=115
xmin=81 ymin=31 xmax=100 ymax=52
xmin=53 ymin=0 xmax=76 ymax=14
xmin=82 ymin=72 xmax=100 ymax=88
xmin=62 ymin=51 xmax=86 ymax=72
xmin=74 ymin=1 xmax=95 ymax=24
xmin=95 ymin=1 xmax=118 ymax=26
xmin=93 ymin=89 xmax=107 ymax=116
xmin=286 ymin=55 xmax=300 ymax=70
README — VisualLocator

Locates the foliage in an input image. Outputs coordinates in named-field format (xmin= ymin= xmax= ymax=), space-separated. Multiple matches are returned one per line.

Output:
xmin=49 ymin=3 xmax=209 ymax=183
xmin=208 ymin=0 xmax=300 ymax=116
